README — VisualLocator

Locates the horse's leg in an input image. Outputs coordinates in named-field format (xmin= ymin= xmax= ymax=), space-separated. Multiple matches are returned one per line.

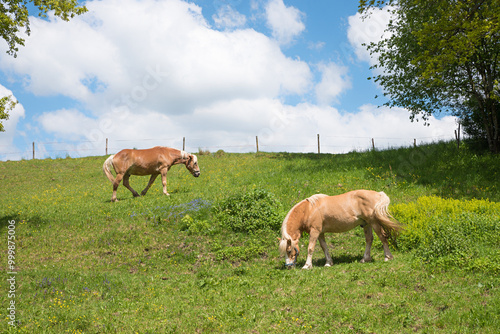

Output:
xmin=318 ymin=233 xmax=333 ymax=267
xmin=360 ymin=225 xmax=374 ymax=263
xmin=372 ymin=223 xmax=394 ymax=261
xmin=111 ymin=173 xmax=124 ymax=202
xmin=160 ymin=170 xmax=170 ymax=196
xmin=123 ymin=174 xmax=140 ymax=197
xmin=141 ymin=174 xmax=158 ymax=196
xmin=303 ymin=229 xmax=320 ymax=269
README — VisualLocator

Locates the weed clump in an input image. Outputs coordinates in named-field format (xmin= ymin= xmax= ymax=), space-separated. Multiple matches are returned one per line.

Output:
xmin=213 ymin=189 xmax=284 ymax=233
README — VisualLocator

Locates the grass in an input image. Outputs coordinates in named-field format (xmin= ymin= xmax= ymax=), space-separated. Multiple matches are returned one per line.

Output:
xmin=0 ymin=141 xmax=499 ymax=333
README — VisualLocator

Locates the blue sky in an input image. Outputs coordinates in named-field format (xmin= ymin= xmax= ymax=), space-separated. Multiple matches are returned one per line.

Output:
xmin=0 ymin=0 xmax=457 ymax=160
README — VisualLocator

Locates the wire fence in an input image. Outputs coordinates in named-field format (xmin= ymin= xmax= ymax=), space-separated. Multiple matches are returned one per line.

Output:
xmin=0 ymin=132 xmax=459 ymax=161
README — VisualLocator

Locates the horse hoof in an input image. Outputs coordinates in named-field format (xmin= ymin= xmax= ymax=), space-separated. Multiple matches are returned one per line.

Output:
xmin=360 ymin=258 xmax=371 ymax=263
xmin=384 ymin=257 xmax=393 ymax=262
xmin=302 ymin=265 xmax=312 ymax=270
xmin=324 ymin=263 xmax=332 ymax=267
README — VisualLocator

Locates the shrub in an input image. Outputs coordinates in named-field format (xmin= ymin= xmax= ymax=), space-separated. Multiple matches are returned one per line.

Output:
xmin=213 ymin=189 xmax=284 ymax=233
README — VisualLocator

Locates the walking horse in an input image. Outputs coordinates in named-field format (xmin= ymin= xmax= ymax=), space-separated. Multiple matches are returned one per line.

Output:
xmin=103 ymin=146 xmax=200 ymax=202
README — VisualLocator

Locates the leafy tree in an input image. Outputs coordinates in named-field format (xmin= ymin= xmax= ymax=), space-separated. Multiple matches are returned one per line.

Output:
xmin=0 ymin=0 xmax=87 ymax=131
xmin=1 ymin=0 xmax=87 ymax=57
xmin=359 ymin=0 xmax=500 ymax=153
xmin=0 ymin=95 xmax=17 ymax=132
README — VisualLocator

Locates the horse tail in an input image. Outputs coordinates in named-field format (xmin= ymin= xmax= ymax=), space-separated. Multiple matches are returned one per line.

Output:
xmin=103 ymin=155 xmax=116 ymax=183
xmin=373 ymin=192 xmax=403 ymax=235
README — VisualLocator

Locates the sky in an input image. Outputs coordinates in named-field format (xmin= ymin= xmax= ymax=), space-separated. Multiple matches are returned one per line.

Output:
xmin=0 ymin=0 xmax=458 ymax=160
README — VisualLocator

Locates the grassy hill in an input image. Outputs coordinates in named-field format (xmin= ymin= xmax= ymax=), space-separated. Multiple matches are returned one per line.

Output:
xmin=0 ymin=141 xmax=499 ymax=333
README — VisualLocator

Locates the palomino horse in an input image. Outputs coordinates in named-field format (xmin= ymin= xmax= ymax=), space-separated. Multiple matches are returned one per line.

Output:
xmin=279 ymin=190 xmax=402 ymax=269
xmin=103 ymin=146 xmax=200 ymax=202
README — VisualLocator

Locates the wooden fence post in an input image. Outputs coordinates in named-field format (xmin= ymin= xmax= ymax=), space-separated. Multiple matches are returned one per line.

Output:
xmin=454 ymin=124 xmax=461 ymax=149
xmin=317 ymin=134 xmax=320 ymax=154
xmin=372 ymin=138 xmax=375 ymax=150
xmin=32 ymin=142 xmax=35 ymax=160
xmin=256 ymin=136 xmax=259 ymax=153
xmin=183 ymin=137 xmax=185 ymax=151
xmin=414 ymin=138 xmax=416 ymax=147
xmin=106 ymin=138 xmax=108 ymax=155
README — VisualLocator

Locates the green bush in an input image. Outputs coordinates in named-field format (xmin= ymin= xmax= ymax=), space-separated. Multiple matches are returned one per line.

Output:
xmin=392 ymin=197 xmax=500 ymax=273
xmin=213 ymin=189 xmax=284 ymax=233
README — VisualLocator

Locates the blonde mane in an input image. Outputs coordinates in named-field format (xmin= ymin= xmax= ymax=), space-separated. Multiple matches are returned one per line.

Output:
xmin=306 ymin=194 xmax=328 ymax=206
xmin=281 ymin=194 xmax=327 ymax=243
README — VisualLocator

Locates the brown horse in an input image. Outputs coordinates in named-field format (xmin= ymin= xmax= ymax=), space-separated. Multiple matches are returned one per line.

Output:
xmin=103 ymin=146 xmax=200 ymax=202
xmin=279 ymin=190 xmax=402 ymax=269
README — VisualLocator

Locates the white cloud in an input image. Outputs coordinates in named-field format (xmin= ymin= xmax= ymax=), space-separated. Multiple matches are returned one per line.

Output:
xmin=213 ymin=5 xmax=247 ymax=29
xmin=347 ymin=6 xmax=393 ymax=65
xmin=36 ymin=98 xmax=456 ymax=156
xmin=315 ymin=62 xmax=352 ymax=105
xmin=38 ymin=109 xmax=99 ymax=139
xmin=0 ymin=0 xmax=312 ymax=116
xmin=265 ymin=0 xmax=305 ymax=45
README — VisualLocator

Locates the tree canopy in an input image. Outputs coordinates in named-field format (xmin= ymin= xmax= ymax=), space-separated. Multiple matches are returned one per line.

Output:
xmin=1 ymin=0 xmax=87 ymax=57
xmin=0 ymin=0 xmax=87 ymax=132
xmin=359 ymin=0 xmax=500 ymax=153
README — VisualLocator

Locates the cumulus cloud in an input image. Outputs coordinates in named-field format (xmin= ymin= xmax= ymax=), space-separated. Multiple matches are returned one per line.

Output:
xmin=0 ymin=0 xmax=312 ymax=116
xmin=315 ymin=62 xmax=352 ymax=105
xmin=265 ymin=0 xmax=305 ymax=45
xmin=213 ymin=5 xmax=247 ymax=29
xmin=347 ymin=6 xmax=393 ymax=65
xmin=35 ymin=98 xmax=456 ymax=156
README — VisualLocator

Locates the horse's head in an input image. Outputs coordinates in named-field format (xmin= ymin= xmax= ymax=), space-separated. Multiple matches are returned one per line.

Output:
xmin=184 ymin=154 xmax=200 ymax=177
xmin=279 ymin=238 xmax=299 ymax=268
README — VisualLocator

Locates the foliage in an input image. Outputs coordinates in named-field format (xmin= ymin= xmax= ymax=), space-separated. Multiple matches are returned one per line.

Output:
xmin=0 ymin=0 xmax=87 ymax=57
xmin=392 ymin=196 xmax=500 ymax=273
xmin=359 ymin=0 xmax=500 ymax=153
xmin=0 ymin=95 xmax=17 ymax=132
xmin=213 ymin=189 xmax=284 ymax=233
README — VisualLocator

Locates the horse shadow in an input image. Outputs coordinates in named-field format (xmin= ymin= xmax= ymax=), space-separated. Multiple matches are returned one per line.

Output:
xmin=275 ymin=254 xmax=364 ymax=270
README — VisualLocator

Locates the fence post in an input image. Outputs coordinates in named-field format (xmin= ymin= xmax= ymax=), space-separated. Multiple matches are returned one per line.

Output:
xmin=183 ymin=137 xmax=185 ymax=151
xmin=32 ymin=142 xmax=35 ymax=160
xmin=454 ymin=124 xmax=461 ymax=149
xmin=372 ymin=138 xmax=375 ymax=150
xmin=106 ymin=138 xmax=108 ymax=155
xmin=414 ymin=138 xmax=416 ymax=148
xmin=317 ymin=134 xmax=320 ymax=154
xmin=256 ymin=136 xmax=259 ymax=153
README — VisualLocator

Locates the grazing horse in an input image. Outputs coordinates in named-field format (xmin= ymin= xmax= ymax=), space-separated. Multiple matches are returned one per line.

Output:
xmin=103 ymin=146 xmax=200 ymax=202
xmin=279 ymin=190 xmax=402 ymax=269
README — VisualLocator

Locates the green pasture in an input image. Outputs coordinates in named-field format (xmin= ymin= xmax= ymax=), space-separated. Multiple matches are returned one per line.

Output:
xmin=0 ymin=141 xmax=499 ymax=333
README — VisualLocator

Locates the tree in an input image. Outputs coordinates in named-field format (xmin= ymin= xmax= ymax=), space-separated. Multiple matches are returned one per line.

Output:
xmin=359 ymin=0 xmax=500 ymax=153
xmin=0 ymin=0 xmax=87 ymax=131
xmin=0 ymin=95 xmax=16 ymax=132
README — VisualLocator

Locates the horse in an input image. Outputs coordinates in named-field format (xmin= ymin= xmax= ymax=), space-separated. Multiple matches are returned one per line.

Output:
xmin=279 ymin=190 xmax=402 ymax=269
xmin=103 ymin=146 xmax=200 ymax=202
